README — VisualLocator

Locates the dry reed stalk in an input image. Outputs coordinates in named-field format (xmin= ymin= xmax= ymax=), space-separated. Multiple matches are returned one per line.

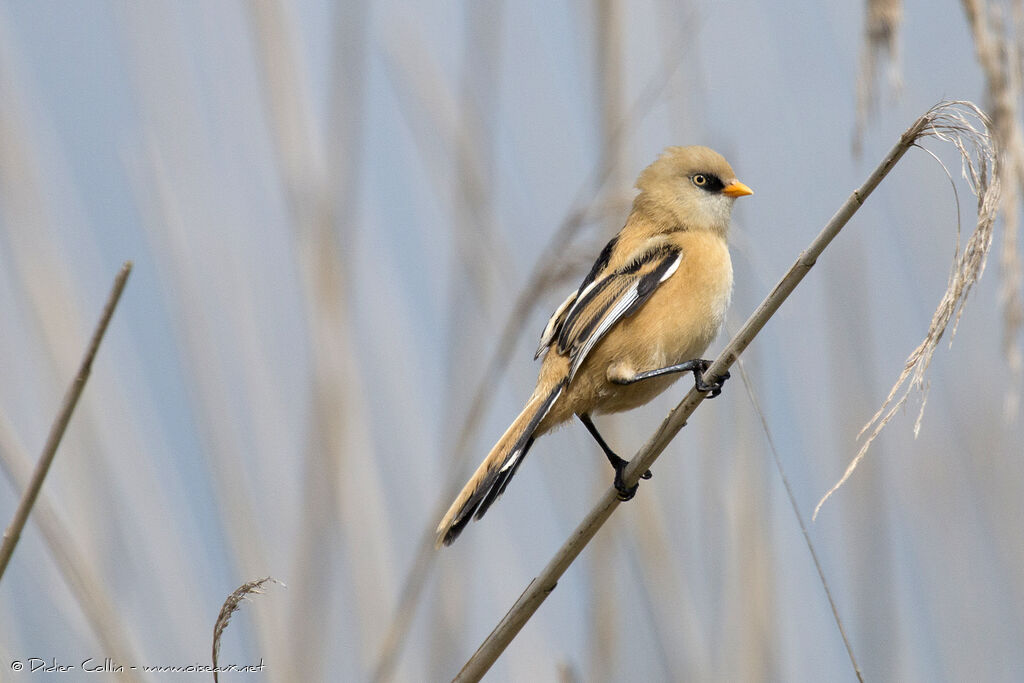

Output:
xmin=0 ymin=415 xmax=142 ymax=681
xmin=133 ymin=136 xmax=281 ymax=665
xmin=0 ymin=262 xmax=131 ymax=580
xmin=721 ymin=366 xmax=781 ymax=681
xmin=734 ymin=357 xmax=863 ymax=681
xmin=0 ymin=29 xmax=155 ymax=673
xmin=589 ymin=2 xmax=627 ymax=680
xmin=431 ymin=5 xmax=508 ymax=677
xmin=854 ymin=0 xmax=904 ymax=154
xmin=117 ymin=1 xmax=291 ymax=667
xmin=370 ymin=15 xmax=524 ymax=680
xmin=620 ymin=494 xmax=709 ymax=675
xmin=211 ymin=577 xmax=281 ymax=683
xmin=0 ymin=266 xmax=142 ymax=680
xmin=821 ymin=251 xmax=887 ymax=679
xmin=450 ymin=2 xmax=505 ymax=307
xmin=378 ymin=19 xmax=517 ymax=303
xmin=247 ymin=1 xmax=388 ymax=680
xmin=962 ymin=0 xmax=1024 ymax=418
xmin=454 ymin=101 xmax=998 ymax=682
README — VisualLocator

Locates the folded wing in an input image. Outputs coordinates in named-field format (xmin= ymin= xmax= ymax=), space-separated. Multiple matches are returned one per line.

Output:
xmin=537 ymin=240 xmax=683 ymax=383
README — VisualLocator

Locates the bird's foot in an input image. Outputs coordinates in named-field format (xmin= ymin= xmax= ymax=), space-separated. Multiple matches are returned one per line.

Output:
xmin=692 ymin=359 xmax=730 ymax=398
xmin=577 ymin=413 xmax=652 ymax=500
xmin=610 ymin=453 xmax=652 ymax=501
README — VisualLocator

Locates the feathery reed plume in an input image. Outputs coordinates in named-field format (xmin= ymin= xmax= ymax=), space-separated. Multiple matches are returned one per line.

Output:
xmin=212 ymin=577 xmax=282 ymax=683
xmin=815 ymin=102 xmax=1000 ymax=518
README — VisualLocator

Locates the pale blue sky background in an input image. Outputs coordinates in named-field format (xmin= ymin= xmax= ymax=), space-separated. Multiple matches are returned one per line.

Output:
xmin=0 ymin=1 xmax=1021 ymax=681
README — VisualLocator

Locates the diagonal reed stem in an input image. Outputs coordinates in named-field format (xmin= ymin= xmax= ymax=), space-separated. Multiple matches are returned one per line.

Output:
xmin=454 ymin=101 xmax=989 ymax=682
xmin=0 ymin=261 xmax=132 ymax=582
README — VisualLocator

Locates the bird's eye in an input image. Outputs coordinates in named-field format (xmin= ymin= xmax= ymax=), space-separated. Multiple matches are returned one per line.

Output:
xmin=692 ymin=174 xmax=708 ymax=187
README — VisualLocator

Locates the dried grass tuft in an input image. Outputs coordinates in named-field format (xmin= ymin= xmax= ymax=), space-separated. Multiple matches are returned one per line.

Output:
xmin=212 ymin=577 xmax=283 ymax=682
xmin=815 ymin=101 xmax=1001 ymax=519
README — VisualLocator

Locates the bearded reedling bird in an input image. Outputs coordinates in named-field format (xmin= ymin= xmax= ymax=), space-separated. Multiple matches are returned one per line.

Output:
xmin=436 ymin=146 xmax=752 ymax=547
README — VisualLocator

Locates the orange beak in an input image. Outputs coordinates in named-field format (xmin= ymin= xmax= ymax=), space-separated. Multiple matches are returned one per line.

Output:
xmin=722 ymin=180 xmax=754 ymax=198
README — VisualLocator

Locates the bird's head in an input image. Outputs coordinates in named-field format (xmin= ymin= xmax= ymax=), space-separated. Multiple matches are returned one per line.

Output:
xmin=635 ymin=145 xmax=752 ymax=236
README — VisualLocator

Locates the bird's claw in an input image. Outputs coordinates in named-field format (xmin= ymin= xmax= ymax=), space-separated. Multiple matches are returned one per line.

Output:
xmin=694 ymin=360 xmax=730 ymax=398
xmin=613 ymin=461 xmax=652 ymax=500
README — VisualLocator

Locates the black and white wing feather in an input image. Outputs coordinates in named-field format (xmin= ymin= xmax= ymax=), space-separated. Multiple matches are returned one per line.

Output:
xmin=537 ymin=239 xmax=682 ymax=383
xmin=535 ymin=235 xmax=619 ymax=359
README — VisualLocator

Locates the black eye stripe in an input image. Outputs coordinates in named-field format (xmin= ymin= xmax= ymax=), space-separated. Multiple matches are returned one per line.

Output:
xmin=691 ymin=173 xmax=725 ymax=192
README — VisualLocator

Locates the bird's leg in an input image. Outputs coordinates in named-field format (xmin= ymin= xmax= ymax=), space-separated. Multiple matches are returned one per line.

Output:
xmin=577 ymin=413 xmax=652 ymax=501
xmin=610 ymin=358 xmax=730 ymax=398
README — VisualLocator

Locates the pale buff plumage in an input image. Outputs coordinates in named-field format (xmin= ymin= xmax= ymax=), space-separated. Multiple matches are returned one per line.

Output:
xmin=437 ymin=146 xmax=752 ymax=546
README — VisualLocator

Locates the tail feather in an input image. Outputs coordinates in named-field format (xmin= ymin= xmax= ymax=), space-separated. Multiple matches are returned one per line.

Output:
xmin=475 ymin=436 xmax=534 ymax=521
xmin=442 ymin=436 xmax=535 ymax=546
xmin=436 ymin=381 xmax=565 ymax=547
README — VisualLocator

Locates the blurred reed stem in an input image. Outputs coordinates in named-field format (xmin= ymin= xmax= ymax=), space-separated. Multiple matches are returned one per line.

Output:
xmin=248 ymin=0 xmax=384 ymax=679
xmin=373 ymin=18 xmax=703 ymax=679
xmin=962 ymin=0 xmax=1024 ymax=418
xmin=589 ymin=1 xmax=627 ymax=680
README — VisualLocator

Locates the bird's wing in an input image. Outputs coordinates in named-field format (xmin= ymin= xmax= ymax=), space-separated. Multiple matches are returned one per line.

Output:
xmin=535 ymin=235 xmax=620 ymax=359
xmin=556 ymin=242 xmax=682 ymax=383
xmin=535 ymin=289 xmax=577 ymax=359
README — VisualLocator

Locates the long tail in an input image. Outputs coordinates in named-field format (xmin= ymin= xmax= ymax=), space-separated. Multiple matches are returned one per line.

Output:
xmin=436 ymin=380 xmax=566 ymax=547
